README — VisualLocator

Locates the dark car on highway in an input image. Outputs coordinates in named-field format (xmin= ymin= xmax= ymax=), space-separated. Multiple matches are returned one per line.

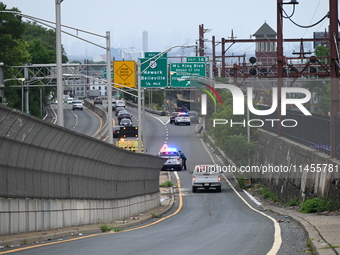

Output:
xmin=170 ymin=112 xmax=179 ymax=124
xmin=113 ymin=126 xmax=121 ymax=138
xmin=118 ymin=112 xmax=132 ymax=124
xmin=115 ymin=106 xmax=126 ymax=116
xmin=119 ymin=118 xmax=133 ymax=127
xmin=93 ymin=97 xmax=102 ymax=105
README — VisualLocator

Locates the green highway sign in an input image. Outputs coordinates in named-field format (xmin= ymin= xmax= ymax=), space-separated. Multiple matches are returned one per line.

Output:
xmin=140 ymin=58 xmax=168 ymax=88
xmin=103 ymin=68 xmax=113 ymax=79
xmin=144 ymin=52 xmax=168 ymax=59
xmin=187 ymin=56 xmax=206 ymax=62
xmin=170 ymin=62 xmax=206 ymax=87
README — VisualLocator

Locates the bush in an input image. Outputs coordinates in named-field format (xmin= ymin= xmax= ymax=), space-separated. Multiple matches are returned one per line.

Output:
xmin=299 ymin=197 xmax=334 ymax=213
xmin=160 ymin=180 xmax=173 ymax=187
xmin=285 ymin=197 xmax=300 ymax=207
xmin=260 ymin=186 xmax=280 ymax=202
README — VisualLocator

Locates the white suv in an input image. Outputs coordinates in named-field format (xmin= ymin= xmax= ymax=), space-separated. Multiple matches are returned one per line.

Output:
xmin=174 ymin=113 xmax=190 ymax=126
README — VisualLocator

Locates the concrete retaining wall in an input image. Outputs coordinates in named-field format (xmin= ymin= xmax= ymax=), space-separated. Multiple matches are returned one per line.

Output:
xmin=0 ymin=192 xmax=159 ymax=235
xmin=0 ymin=104 xmax=165 ymax=235
xmin=254 ymin=129 xmax=340 ymax=203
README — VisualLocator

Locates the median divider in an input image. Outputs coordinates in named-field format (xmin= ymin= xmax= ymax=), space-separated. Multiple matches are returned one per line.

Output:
xmin=83 ymin=99 xmax=108 ymax=140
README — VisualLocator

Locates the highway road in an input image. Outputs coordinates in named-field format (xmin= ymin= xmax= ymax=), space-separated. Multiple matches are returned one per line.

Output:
xmin=51 ymin=101 xmax=102 ymax=137
xmin=8 ymin=104 xmax=310 ymax=254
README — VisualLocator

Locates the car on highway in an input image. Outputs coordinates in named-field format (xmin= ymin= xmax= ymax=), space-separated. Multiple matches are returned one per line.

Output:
xmin=113 ymin=126 xmax=121 ymax=138
xmin=158 ymin=145 xmax=182 ymax=171
xmin=169 ymin=112 xmax=179 ymax=124
xmin=67 ymin=97 xmax=74 ymax=104
xmin=93 ymin=97 xmax=102 ymax=105
xmin=72 ymin=100 xmax=83 ymax=110
xmin=174 ymin=112 xmax=190 ymax=125
xmin=116 ymin=100 xmax=126 ymax=108
xmin=188 ymin=111 xmax=199 ymax=123
xmin=118 ymin=111 xmax=132 ymax=124
xmin=111 ymin=98 xmax=117 ymax=110
xmin=191 ymin=164 xmax=221 ymax=192
xmin=115 ymin=106 xmax=126 ymax=116
xmin=119 ymin=118 xmax=133 ymax=127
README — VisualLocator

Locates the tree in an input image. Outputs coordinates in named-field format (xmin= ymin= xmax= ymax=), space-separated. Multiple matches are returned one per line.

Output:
xmin=206 ymin=90 xmax=256 ymax=166
xmin=0 ymin=2 xmax=31 ymax=66
xmin=23 ymin=21 xmax=68 ymax=64
xmin=0 ymin=2 xmax=69 ymax=117
xmin=315 ymin=45 xmax=329 ymax=64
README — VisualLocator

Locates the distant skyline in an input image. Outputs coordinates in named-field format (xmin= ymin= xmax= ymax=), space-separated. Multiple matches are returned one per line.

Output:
xmin=3 ymin=0 xmax=329 ymax=59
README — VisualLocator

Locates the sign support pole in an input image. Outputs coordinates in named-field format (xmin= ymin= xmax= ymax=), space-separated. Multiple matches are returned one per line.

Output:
xmin=137 ymin=61 xmax=142 ymax=153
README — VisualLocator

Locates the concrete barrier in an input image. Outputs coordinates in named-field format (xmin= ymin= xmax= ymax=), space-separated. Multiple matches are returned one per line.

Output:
xmin=0 ymin=193 xmax=159 ymax=235
xmin=0 ymin=104 xmax=166 ymax=235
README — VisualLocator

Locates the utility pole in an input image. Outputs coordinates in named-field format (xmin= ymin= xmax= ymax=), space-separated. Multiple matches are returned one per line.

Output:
xmin=277 ymin=0 xmax=284 ymax=137
xmin=329 ymin=0 xmax=339 ymax=157
xmin=199 ymin=24 xmax=204 ymax=57
xmin=221 ymin=38 xmax=226 ymax=78
xmin=56 ymin=0 xmax=64 ymax=127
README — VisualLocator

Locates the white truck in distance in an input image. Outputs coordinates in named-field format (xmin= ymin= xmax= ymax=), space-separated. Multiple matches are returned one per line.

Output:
xmin=88 ymin=89 xmax=101 ymax=100
xmin=191 ymin=165 xmax=221 ymax=193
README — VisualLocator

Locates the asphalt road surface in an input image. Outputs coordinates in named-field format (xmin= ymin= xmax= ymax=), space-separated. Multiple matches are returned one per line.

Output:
xmin=5 ymin=107 xmax=310 ymax=254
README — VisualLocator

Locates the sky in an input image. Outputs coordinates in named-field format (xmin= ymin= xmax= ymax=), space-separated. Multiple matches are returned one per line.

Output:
xmin=2 ymin=0 xmax=331 ymax=59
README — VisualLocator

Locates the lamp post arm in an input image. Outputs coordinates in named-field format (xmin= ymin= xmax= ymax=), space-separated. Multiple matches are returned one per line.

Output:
xmin=0 ymin=11 xmax=106 ymax=50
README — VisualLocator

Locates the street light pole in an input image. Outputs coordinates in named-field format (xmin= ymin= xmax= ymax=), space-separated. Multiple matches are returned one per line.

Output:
xmin=106 ymin=31 xmax=113 ymax=144
xmin=56 ymin=0 xmax=64 ymax=127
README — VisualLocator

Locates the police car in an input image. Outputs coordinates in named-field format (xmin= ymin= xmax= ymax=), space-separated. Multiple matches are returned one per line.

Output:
xmin=158 ymin=145 xmax=182 ymax=171
xmin=174 ymin=112 xmax=190 ymax=126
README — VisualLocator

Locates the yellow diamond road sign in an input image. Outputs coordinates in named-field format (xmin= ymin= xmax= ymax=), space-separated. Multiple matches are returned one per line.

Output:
xmin=114 ymin=61 xmax=136 ymax=88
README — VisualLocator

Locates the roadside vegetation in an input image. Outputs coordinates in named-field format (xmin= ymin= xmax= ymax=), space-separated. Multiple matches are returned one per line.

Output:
xmin=299 ymin=197 xmax=336 ymax=213
xmin=0 ymin=2 xmax=68 ymax=118
xmin=160 ymin=180 xmax=173 ymax=187
xmin=100 ymin=224 xmax=120 ymax=232
xmin=204 ymin=90 xmax=257 ymax=166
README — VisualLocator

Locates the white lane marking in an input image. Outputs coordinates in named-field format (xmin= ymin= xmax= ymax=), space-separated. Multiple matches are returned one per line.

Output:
xmin=200 ymin=139 xmax=282 ymax=255
xmin=145 ymin=114 xmax=169 ymax=146
xmin=70 ymin=109 xmax=79 ymax=131
xmin=50 ymin=105 xmax=57 ymax=124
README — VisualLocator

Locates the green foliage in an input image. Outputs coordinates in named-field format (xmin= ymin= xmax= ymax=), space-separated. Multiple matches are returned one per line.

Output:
xmin=22 ymin=21 xmax=68 ymax=64
xmin=260 ymin=186 xmax=280 ymax=202
xmin=299 ymin=197 xmax=334 ymax=213
xmin=236 ymin=177 xmax=247 ymax=189
xmin=285 ymin=197 xmax=300 ymax=207
xmin=159 ymin=180 xmax=173 ymax=187
xmin=205 ymin=90 xmax=257 ymax=166
xmin=144 ymin=89 xmax=165 ymax=110
xmin=314 ymin=45 xmax=329 ymax=64
xmin=0 ymin=4 xmax=67 ymax=117
xmin=150 ymin=212 xmax=162 ymax=218
xmin=225 ymin=134 xmax=256 ymax=165
xmin=100 ymin=224 xmax=113 ymax=232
